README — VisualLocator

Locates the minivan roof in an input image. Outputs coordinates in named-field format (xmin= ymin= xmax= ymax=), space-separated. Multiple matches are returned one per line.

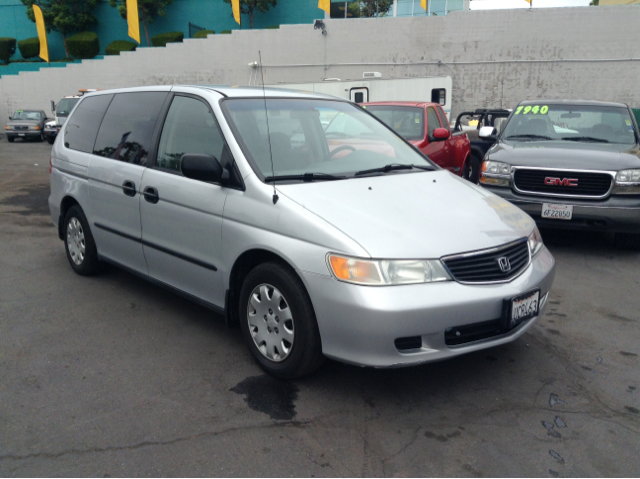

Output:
xmin=83 ymin=85 xmax=338 ymax=100
xmin=519 ymin=99 xmax=628 ymax=108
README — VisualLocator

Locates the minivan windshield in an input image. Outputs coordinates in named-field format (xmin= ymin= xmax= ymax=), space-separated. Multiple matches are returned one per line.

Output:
xmin=222 ymin=98 xmax=434 ymax=180
xmin=363 ymin=105 xmax=425 ymax=141
xmin=503 ymin=104 xmax=637 ymax=145
xmin=56 ymin=98 xmax=80 ymax=117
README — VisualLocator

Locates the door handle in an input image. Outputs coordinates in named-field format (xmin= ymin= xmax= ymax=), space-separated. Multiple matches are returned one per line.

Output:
xmin=143 ymin=187 xmax=159 ymax=204
xmin=122 ymin=180 xmax=136 ymax=197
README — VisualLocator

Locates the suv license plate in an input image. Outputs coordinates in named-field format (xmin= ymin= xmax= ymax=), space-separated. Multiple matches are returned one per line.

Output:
xmin=18 ymin=133 xmax=25 ymax=137
xmin=542 ymin=203 xmax=573 ymax=220
xmin=510 ymin=289 xmax=540 ymax=327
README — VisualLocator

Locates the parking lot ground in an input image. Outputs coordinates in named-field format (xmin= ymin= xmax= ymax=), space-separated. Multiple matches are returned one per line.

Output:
xmin=0 ymin=138 xmax=639 ymax=477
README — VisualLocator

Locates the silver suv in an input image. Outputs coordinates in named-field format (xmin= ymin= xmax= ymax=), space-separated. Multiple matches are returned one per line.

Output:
xmin=49 ymin=86 xmax=555 ymax=378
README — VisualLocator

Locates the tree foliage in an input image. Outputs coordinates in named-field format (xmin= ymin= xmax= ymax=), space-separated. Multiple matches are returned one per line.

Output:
xmin=348 ymin=0 xmax=394 ymax=18
xmin=21 ymin=0 xmax=99 ymax=58
xmin=222 ymin=0 xmax=278 ymax=29
xmin=109 ymin=0 xmax=175 ymax=46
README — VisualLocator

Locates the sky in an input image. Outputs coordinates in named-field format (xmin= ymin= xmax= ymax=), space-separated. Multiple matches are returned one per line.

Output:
xmin=470 ymin=0 xmax=592 ymax=9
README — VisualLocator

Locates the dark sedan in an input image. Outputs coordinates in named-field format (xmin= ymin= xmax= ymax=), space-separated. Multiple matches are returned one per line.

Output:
xmin=478 ymin=100 xmax=640 ymax=249
xmin=5 ymin=110 xmax=48 ymax=142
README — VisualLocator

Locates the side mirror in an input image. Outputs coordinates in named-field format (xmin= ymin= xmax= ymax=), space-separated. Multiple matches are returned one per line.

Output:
xmin=181 ymin=153 xmax=223 ymax=183
xmin=479 ymin=126 xmax=497 ymax=140
xmin=432 ymin=128 xmax=450 ymax=141
xmin=8 ymin=116 xmax=12 ymax=120
xmin=50 ymin=101 xmax=56 ymax=114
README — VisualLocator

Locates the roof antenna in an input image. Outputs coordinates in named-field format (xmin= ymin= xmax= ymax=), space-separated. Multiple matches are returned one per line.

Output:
xmin=259 ymin=51 xmax=278 ymax=205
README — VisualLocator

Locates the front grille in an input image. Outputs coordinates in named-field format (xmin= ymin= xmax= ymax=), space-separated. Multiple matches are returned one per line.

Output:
xmin=14 ymin=126 xmax=29 ymax=131
xmin=442 ymin=239 xmax=530 ymax=283
xmin=513 ymin=169 xmax=612 ymax=197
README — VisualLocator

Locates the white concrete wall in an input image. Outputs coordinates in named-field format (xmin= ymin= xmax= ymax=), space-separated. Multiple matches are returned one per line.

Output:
xmin=1 ymin=5 xmax=639 ymax=128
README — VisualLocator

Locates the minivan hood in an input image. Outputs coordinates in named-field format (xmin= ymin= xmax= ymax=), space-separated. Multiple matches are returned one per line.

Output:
xmin=490 ymin=140 xmax=640 ymax=170
xmin=277 ymin=170 xmax=534 ymax=259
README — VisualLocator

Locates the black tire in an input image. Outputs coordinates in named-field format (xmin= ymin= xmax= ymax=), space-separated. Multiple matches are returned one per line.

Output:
xmin=239 ymin=262 xmax=324 ymax=379
xmin=47 ymin=136 xmax=55 ymax=145
xmin=467 ymin=153 xmax=481 ymax=184
xmin=614 ymin=233 xmax=640 ymax=251
xmin=7 ymin=136 xmax=14 ymax=143
xmin=63 ymin=205 xmax=102 ymax=275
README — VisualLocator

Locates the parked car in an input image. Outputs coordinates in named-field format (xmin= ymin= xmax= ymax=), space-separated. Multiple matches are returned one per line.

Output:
xmin=5 ymin=109 xmax=48 ymax=142
xmin=49 ymin=86 xmax=555 ymax=378
xmin=44 ymin=95 xmax=82 ymax=145
xmin=478 ymin=100 xmax=640 ymax=249
xmin=453 ymin=109 xmax=511 ymax=182
xmin=363 ymin=102 xmax=474 ymax=181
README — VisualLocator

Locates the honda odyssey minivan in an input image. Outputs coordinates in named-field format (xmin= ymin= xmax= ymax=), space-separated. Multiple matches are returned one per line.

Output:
xmin=49 ymin=85 xmax=555 ymax=378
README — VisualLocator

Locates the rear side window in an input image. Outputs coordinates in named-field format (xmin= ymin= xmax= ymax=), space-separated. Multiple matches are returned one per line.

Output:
xmin=64 ymin=94 xmax=114 ymax=153
xmin=93 ymin=92 xmax=168 ymax=166
xmin=431 ymin=88 xmax=446 ymax=106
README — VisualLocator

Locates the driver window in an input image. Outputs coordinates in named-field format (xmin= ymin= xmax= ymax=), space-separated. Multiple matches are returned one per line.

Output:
xmin=157 ymin=96 xmax=225 ymax=174
xmin=427 ymin=107 xmax=441 ymax=137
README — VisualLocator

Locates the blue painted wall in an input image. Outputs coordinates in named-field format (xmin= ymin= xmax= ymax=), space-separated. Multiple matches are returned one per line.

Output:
xmin=0 ymin=0 xmax=322 ymax=63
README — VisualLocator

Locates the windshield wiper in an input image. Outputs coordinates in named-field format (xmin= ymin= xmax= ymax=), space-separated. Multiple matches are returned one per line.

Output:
xmin=354 ymin=163 xmax=434 ymax=177
xmin=264 ymin=172 xmax=347 ymax=183
xmin=560 ymin=136 xmax=610 ymax=143
xmin=506 ymin=134 xmax=552 ymax=141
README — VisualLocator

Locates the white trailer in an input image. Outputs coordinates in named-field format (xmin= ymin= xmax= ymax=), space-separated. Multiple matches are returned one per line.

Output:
xmin=272 ymin=76 xmax=453 ymax=120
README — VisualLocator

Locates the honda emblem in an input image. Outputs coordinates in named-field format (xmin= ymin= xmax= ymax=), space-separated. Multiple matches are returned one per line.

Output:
xmin=497 ymin=256 xmax=511 ymax=272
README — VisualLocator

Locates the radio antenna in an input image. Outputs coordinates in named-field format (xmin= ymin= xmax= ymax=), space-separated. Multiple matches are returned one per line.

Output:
xmin=259 ymin=51 xmax=278 ymax=205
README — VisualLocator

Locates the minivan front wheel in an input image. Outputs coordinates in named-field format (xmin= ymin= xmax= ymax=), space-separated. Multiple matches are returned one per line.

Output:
xmin=64 ymin=205 xmax=101 ymax=275
xmin=239 ymin=262 xmax=324 ymax=379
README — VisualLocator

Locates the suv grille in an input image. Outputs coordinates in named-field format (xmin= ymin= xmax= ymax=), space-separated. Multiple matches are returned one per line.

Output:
xmin=14 ymin=126 xmax=29 ymax=131
xmin=442 ymin=239 xmax=530 ymax=283
xmin=514 ymin=169 xmax=612 ymax=197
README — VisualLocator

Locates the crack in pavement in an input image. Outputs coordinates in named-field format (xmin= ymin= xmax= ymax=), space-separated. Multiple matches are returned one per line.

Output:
xmin=0 ymin=420 xmax=310 ymax=463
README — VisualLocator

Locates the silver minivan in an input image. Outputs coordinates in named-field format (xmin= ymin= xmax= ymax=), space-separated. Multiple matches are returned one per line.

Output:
xmin=49 ymin=86 xmax=556 ymax=378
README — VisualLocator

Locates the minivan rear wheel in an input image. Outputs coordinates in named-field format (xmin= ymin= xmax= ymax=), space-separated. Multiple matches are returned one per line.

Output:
xmin=64 ymin=205 xmax=101 ymax=275
xmin=239 ymin=262 xmax=324 ymax=379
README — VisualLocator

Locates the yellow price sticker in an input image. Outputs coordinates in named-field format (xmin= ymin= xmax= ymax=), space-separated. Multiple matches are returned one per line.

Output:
xmin=515 ymin=105 xmax=549 ymax=115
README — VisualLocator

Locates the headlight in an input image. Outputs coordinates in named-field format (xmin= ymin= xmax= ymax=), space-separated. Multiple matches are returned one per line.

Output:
xmin=528 ymin=226 xmax=544 ymax=256
xmin=615 ymin=169 xmax=640 ymax=184
xmin=29 ymin=125 xmax=40 ymax=130
xmin=327 ymin=254 xmax=452 ymax=286
xmin=479 ymin=160 xmax=511 ymax=187
xmin=482 ymin=160 xmax=511 ymax=175
xmin=5 ymin=125 xmax=14 ymax=130
xmin=613 ymin=169 xmax=640 ymax=194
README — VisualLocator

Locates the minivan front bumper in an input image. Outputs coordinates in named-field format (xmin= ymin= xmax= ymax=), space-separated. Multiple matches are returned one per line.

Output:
xmin=302 ymin=246 xmax=555 ymax=367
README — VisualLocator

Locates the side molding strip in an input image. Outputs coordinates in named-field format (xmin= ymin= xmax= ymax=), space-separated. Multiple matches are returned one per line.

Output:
xmin=94 ymin=222 xmax=218 ymax=271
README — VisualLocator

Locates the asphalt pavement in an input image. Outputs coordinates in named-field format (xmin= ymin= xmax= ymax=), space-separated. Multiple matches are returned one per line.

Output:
xmin=0 ymin=137 xmax=638 ymax=477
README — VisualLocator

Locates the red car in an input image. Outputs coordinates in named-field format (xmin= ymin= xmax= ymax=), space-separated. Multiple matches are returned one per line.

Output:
xmin=363 ymin=101 xmax=474 ymax=182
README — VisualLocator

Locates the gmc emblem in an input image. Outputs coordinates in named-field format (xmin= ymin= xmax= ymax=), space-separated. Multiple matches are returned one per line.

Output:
xmin=545 ymin=177 xmax=578 ymax=187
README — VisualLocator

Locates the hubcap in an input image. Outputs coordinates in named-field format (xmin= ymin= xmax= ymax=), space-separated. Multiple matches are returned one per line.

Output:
xmin=66 ymin=217 xmax=86 ymax=265
xmin=247 ymin=283 xmax=294 ymax=362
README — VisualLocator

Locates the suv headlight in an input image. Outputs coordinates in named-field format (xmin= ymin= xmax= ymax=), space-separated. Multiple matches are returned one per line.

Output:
xmin=327 ymin=254 xmax=452 ymax=286
xmin=5 ymin=125 xmax=14 ymax=130
xmin=480 ymin=160 xmax=511 ymax=187
xmin=613 ymin=169 xmax=640 ymax=194
xmin=528 ymin=226 xmax=544 ymax=256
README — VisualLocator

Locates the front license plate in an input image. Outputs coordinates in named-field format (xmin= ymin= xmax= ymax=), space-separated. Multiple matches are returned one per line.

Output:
xmin=509 ymin=289 xmax=540 ymax=327
xmin=18 ymin=133 xmax=25 ymax=136
xmin=541 ymin=203 xmax=573 ymax=220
